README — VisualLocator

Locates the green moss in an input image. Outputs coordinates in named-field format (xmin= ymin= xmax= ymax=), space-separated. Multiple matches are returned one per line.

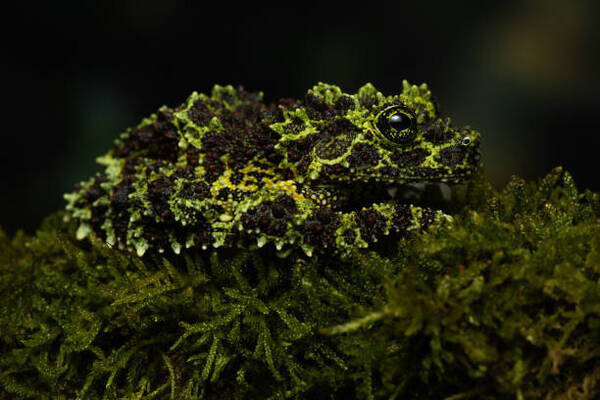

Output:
xmin=2 ymin=167 xmax=600 ymax=399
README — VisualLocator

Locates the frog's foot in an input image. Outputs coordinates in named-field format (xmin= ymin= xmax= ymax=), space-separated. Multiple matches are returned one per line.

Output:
xmin=317 ymin=202 xmax=450 ymax=257
xmin=292 ymin=181 xmax=454 ymax=256
xmin=287 ymin=201 xmax=449 ymax=257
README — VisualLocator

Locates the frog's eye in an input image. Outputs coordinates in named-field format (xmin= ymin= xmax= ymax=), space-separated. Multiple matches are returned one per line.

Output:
xmin=374 ymin=106 xmax=416 ymax=144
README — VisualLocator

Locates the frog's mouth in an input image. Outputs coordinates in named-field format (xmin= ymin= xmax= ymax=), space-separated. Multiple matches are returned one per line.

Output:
xmin=331 ymin=181 xmax=459 ymax=213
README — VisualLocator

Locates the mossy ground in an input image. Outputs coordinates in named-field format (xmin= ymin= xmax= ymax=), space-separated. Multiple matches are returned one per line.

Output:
xmin=1 ymin=167 xmax=600 ymax=399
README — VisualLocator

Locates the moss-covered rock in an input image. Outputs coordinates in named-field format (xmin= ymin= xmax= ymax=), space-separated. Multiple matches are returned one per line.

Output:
xmin=1 ymin=167 xmax=600 ymax=399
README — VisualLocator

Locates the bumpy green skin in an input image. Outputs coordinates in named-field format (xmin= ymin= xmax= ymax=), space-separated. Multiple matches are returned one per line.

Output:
xmin=64 ymin=81 xmax=481 ymax=257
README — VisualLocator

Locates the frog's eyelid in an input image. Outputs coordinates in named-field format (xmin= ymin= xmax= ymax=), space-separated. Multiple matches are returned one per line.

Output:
xmin=377 ymin=104 xmax=413 ymax=116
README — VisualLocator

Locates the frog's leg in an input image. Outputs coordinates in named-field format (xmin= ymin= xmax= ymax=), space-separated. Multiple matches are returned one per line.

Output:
xmin=299 ymin=202 xmax=450 ymax=257
xmin=235 ymin=181 xmax=449 ymax=256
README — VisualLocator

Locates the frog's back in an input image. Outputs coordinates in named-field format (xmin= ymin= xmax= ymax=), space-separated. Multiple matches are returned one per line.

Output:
xmin=65 ymin=85 xmax=290 ymax=256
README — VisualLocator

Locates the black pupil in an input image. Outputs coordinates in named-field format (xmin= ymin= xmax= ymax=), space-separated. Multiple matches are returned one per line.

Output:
xmin=389 ymin=113 xmax=411 ymax=131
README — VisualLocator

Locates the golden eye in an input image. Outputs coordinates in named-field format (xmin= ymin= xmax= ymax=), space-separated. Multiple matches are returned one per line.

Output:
xmin=375 ymin=106 xmax=416 ymax=144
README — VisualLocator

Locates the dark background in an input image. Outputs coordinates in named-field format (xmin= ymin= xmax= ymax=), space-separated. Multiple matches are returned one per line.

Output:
xmin=2 ymin=0 xmax=599 ymax=234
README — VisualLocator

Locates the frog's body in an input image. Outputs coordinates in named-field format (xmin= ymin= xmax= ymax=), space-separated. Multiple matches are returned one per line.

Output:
xmin=65 ymin=81 xmax=481 ymax=257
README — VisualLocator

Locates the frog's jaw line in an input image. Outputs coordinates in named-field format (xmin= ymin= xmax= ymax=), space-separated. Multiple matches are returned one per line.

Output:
xmin=315 ymin=173 xmax=473 ymax=187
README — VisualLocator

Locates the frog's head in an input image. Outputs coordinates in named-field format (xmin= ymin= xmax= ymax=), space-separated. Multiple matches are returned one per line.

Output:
xmin=272 ymin=81 xmax=481 ymax=188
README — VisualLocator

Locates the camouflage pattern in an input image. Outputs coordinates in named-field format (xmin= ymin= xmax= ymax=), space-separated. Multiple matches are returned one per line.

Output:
xmin=64 ymin=81 xmax=481 ymax=257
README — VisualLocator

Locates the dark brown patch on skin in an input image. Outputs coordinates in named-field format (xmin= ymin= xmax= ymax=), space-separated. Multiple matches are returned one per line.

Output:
xmin=348 ymin=142 xmax=380 ymax=168
xmin=241 ymin=195 xmax=297 ymax=237
xmin=115 ymin=109 xmax=179 ymax=162
xmin=200 ymin=131 xmax=227 ymax=183
xmin=295 ymin=156 xmax=313 ymax=176
xmin=188 ymin=100 xmax=214 ymax=126
xmin=200 ymin=101 xmax=283 ymax=180
xmin=303 ymin=93 xmax=337 ymax=120
xmin=286 ymin=134 xmax=319 ymax=164
xmin=148 ymin=176 xmax=174 ymax=220
xmin=323 ymin=164 xmax=349 ymax=176
xmin=391 ymin=148 xmax=431 ymax=169
xmin=302 ymin=207 xmax=340 ymax=250
xmin=140 ymin=216 xmax=174 ymax=250
xmin=423 ymin=122 xmax=452 ymax=145
xmin=316 ymin=118 xmax=361 ymax=160
xmin=90 ymin=204 xmax=108 ymax=241
xmin=185 ymin=147 xmax=200 ymax=167
xmin=334 ymin=95 xmax=356 ymax=113
xmin=356 ymin=208 xmax=386 ymax=243
xmin=325 ymin=118 xmax=360 ymax=136
xmin=315 ymin=135 xmax=354 ymax=160
xmin=220 ymin=103 xmax=281 ymax=165
xmin=249 ymin=125 xmax=283 ymax=165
